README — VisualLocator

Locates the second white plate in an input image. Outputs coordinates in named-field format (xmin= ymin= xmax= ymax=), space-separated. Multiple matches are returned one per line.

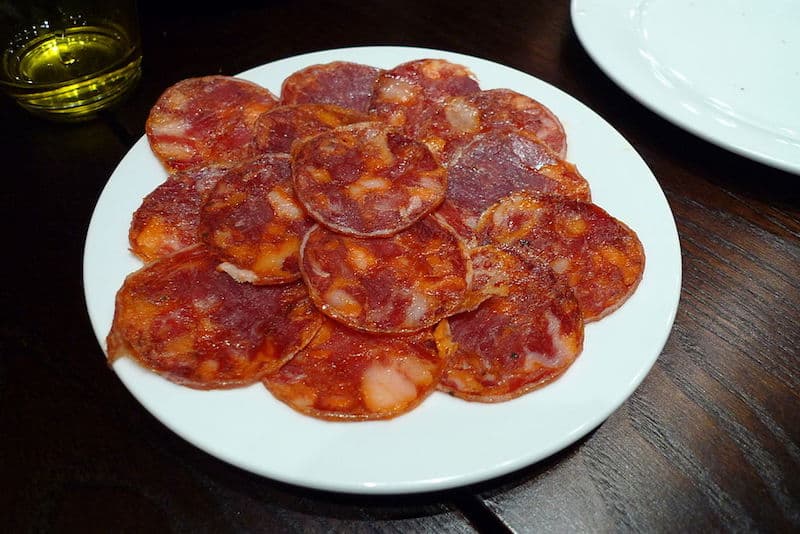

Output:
xmin=572 ymin=0 xmax=800 ymax=175
xmin=83 ymin=46 xmax=681 ymax=494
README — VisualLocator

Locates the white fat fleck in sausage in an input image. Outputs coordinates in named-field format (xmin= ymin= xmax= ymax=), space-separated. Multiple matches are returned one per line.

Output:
xmin=523 ymin=311 xmax=573 ymax=370
xmin=346 ymin=176 xmax=391 ymax=200
xmin=217 ymin=262 xmax=260 ymax=284
xmin=267 ymin=189 xmax=304 ymax=220
xmin=444 ymin=99 xmax=480 ymax=134
xmin=403 ymin=290 xmax=431 ymax=328
xmin=378 ymin=79 xmax=417 ymax=104
xmin=151 ymin=140 xmax=194 ymax=160
xmin=361 ymin=362 xmax=418 ymax=412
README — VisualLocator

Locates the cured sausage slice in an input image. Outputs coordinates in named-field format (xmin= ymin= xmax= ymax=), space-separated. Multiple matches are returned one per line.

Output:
xmin=417 ymin=88 xmax=567 ymax=161
xmin=477 ymin=192 xmax=645 ymax=321
xmin=446 ymin=128 xmax=591 ymax=228
xmin=264 ymin=319 xmax=450 ymax=421
xmin=129 ymin=165 xmax=231 ymax=263
xmin=440 ymin=247 xmax=584 ymax=402
xmin=146 ymin=76 xmax=278 ymax=172
xmin=370 ymin=59 xmax=480 ymax=137
xmin=106 ymin=245 xmax=324 ymax=389
xmin=292 ymin=122 xmax=447 ymax=236
xmin=300 ymin=215 xmax=471 ymax=333
xmin=280 ymin=61 xmax=382 ymax=113
xmin=199 ymin=154 xmax=312 ymax=285
xmin=253 ymin=103 xmax=371 ymax=154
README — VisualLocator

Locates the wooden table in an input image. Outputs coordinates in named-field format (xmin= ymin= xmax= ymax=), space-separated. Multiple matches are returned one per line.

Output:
xmin=4 ymin=1 xmax=798 ymax=531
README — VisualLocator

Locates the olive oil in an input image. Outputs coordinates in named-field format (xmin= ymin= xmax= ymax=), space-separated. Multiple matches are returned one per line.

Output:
xmin=1 ymin=23 xmax=141 ymax=121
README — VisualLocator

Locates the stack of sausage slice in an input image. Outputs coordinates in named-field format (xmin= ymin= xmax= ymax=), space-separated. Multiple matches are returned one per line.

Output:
xmin=108 ymin=58 xmax=645 ymax=421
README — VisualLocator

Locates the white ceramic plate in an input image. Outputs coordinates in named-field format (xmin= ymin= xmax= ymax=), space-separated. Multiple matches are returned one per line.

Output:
xmin=571 ymin=0 xmax=800 ymax=175
xmin=83 ymin=46 xmax=681 ymax=494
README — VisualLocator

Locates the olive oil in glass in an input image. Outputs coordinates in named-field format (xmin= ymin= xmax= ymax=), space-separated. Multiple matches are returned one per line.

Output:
xmin=1 ymin=19 xmax=141 ymax=121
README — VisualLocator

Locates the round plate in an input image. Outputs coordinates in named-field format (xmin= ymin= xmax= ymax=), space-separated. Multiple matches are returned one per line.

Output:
xmin=571 ymin=0 xmax=800 ymax=175
xmin=83 ymin=46 xmax=681 ymax=494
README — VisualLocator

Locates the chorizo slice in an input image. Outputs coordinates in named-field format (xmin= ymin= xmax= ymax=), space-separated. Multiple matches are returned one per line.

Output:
xmin=300 ymin=215 xmax=471 ymax=333
xmin=264 ymin=319 xmax=451 ymax=421
xmin=280 ymin=61 xmax=382 ymax=113
xmin=369 ymin=58 xmax=480 ymax=137
xmin=146 ymin=75 xmax=278 ymax=172
xmin=129 ymin=165 xmax=231 ymax=263
xmin=477 ymin=192 xmax=645 ymax=321
xmin=440 ymin=248 xmax=584 ymax=402
xmin=292 ymin=122 xmax=447 ymax=236
xmin=446 ymin=128 xmax=591 ymax=228
xmin=106 ymin=245 xmax=324 ymax=389
xmin=253 ymin=103 xmax=371 ymax=154
xmin=417 ymin=88 xmax=567 ymax=161
xmin=199 ymin=154 xmax=313 ymax=285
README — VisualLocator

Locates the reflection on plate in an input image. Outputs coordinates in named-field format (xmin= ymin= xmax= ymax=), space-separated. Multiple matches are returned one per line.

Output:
xmin=83 ymin=46 xmax=681 ymax=494
xmin=571 ymin=0 xmax=800 ymax=175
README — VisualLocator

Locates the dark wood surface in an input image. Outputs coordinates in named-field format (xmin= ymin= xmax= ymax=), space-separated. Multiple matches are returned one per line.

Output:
xmin=3 ymin=1 xmax=798 ymax=532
